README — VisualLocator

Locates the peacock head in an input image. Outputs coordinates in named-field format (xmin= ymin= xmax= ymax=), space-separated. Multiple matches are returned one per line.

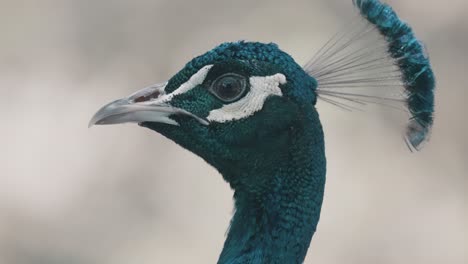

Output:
xmin=89 ymin=1 xmax=436 ymax=261
xmin=90 ymin=41 xmax=320 ymax=189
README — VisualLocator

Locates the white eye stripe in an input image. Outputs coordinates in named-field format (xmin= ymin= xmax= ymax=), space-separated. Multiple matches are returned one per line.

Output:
xmin=144 ymin=65 xmax=213 ymax=105
xmin=207 ymin=73 xmax=286 ymax=123
xmin=168 ymin=65 xmax=213 ymax=98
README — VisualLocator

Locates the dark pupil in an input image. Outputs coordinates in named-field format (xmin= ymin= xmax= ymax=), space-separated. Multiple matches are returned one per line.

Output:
xmin=215 ymin=76 xmax=243 ymax=101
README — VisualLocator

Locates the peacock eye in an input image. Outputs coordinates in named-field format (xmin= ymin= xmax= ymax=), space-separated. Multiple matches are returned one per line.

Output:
xmin=210 ymin=73 xmax=247 ymax=103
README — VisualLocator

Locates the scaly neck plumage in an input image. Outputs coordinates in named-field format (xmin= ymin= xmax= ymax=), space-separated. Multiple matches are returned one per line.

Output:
xmin=218 ymin=111 xmax=326 ymax=264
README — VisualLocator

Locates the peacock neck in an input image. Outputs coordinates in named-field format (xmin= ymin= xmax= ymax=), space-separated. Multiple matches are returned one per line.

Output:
xmin=217 ymin=111 xmax=326 ymax=264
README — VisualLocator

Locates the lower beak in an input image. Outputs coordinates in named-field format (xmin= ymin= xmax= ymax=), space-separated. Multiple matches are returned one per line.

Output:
xmin=89 ymin=83 xmax=208 ymax=127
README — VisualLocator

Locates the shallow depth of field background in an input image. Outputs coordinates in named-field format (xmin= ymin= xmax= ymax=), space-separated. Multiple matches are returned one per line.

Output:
xmin=0 ymin=0 xmax=466 ymax=263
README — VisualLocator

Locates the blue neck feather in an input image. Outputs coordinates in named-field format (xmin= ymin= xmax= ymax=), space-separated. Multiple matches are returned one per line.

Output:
xmin=218 ymin=109 xmax=326 ymax=264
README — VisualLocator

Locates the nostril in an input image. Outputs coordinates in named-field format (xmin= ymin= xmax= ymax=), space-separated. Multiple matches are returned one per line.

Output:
xmin=133 ymin=90 xmax=162 ymax=103
xmin=128 ymin=82 xmax=168 ymax=103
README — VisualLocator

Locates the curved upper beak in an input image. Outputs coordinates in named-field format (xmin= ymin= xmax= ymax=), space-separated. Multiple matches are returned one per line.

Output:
xmin=89 ymin=82 xmax=208 ymax=128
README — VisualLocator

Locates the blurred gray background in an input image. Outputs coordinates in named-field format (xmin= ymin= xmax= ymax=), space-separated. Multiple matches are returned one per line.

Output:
xmin=0 ymin=0 xmax=466 ymax=263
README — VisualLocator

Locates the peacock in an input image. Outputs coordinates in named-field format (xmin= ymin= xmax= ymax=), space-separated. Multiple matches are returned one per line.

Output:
xmin=89 ymin=0 xmax=435 ymax=263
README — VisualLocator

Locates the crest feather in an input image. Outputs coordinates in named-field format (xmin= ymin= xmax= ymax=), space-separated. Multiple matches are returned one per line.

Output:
xmin=305 ymin=0 xmax=435 ymax=151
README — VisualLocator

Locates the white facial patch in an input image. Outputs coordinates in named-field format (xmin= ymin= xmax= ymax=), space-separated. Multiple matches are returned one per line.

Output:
xmin=144 ymin=65 xmax=213 ymax=105
xmin=207 ymin=74 xmax=287 ymax=123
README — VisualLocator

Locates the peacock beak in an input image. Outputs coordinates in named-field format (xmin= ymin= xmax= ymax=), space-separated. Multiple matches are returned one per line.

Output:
xmin=89 ymin=82 xmax=209 ymax=128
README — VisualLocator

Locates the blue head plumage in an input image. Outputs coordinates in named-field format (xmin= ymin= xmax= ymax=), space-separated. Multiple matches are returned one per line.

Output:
xmin=165 ymin=41 xmax=318 ymax=102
